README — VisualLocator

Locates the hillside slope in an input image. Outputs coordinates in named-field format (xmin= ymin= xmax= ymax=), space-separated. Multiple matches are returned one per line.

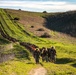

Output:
xmin=0 ymin=9 xmax=44 ymax=44
xmin=5 ymin=9 xmax=76 ymax=45
xmin=43 ymin=11 xmax=76 ymax=37
xmin=0 ymin=9 xmax=76 ymax=75
xmin=5 ymin=9 xmax=76 ymax=37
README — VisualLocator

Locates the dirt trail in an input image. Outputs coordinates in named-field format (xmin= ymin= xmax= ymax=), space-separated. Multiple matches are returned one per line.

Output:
xmin=29 ymin=66 xmax=47 ymax=75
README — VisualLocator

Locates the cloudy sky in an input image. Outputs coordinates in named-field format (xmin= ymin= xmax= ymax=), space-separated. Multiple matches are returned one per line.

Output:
xmin=0 ymin=0 xmax=76 ymax=12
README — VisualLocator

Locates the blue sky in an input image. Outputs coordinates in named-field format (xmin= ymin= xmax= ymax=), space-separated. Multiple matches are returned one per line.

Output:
xmin=0 ymin=0 xmax=76 ymax=12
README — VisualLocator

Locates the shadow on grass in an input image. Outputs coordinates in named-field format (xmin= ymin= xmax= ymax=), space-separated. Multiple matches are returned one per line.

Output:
xmin=26 ymin=62 xmax=44 ymax=66
xmin=0 ymin=38 xmax=10 ymax=44
xmin=26 ymin=62 xmax=35 ymax=65
xmin=43 ymin=13 xmax=76 ymax=37
xmin=71 ymin=63 xmax=76 ymax=68
xmin=56 ymin=58 xmax=76 ymax=64
xmin=13 ymin=45 xmax=30 ymax=60
xmin=40 ymin=62 xmax=44 ymax=66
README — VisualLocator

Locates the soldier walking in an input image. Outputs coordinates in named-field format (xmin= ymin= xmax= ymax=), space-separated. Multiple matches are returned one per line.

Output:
xmin=41 ymin=47 xmax=48 ymax=62
xmin=33 ymin=48 xmax=40 ymax=64
xmin=48 ymin=46 xmax=56 ymax=63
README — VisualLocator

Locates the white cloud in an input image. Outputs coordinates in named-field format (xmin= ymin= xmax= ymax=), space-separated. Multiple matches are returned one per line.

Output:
xmin=0 ymin=1 xmax=76 ymax=12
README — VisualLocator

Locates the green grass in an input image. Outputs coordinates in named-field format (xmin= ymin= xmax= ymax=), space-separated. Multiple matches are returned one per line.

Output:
xmin=0 ymin=60 xmax=37 ymax=75
xmin=0 ymin=44 xmax=39 ymax=75
xmin=42 ymin=62 xmax=76 ymax=75
xmin=0 ymin=36 xmax=10 ymax=45
xmin=0 ymin=40 xmax=76 ymax=75
xmin=39 ymin=43 xmax=76 ymax=75
xmin=0 ymin=9 xmax=47 ymax=43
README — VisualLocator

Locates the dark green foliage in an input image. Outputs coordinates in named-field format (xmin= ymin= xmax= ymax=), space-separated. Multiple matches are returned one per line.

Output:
xmin=71 ymin=63 xmax=76 ymax=68
xmin=0 ymin=34 xmax=10 ymax=44
xmin=56 ymin=58 xmax=76 ymax=64
xmin=19 ymin=9 xmax=21 ymax=11
xmin=0 ymin=37 xmax=10 ymax=44
xmin=13 ymin=45 xmax=30 ymax=60
xmin=14 ymin=17 xmax=20 ymax=20
xmin=43 ymin=11 xmax=76 ymax=37
xmin=40 ymin=32 xmax=51 ymax=38
xmin=31 ymin=25 xmax=34 ymax=28
xmin=37 ymin=28 xmax=44 ymax=31
xmin=43 ymin=11 xmax=47 ymax=13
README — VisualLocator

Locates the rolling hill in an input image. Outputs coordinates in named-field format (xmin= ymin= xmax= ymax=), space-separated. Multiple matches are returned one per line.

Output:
xmin=5 ymin=9 xmax=76 ymax=37
xmin=0 ymin=8 xmax=76 ymax=75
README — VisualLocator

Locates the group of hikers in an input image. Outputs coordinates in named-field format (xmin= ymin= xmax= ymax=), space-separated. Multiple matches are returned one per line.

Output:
xmin=33 ymin=46 xmax=56 ymax=64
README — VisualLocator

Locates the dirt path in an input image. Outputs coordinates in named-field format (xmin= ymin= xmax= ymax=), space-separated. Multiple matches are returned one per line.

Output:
xmin=29 ymin=66 xmax=47 ymax=75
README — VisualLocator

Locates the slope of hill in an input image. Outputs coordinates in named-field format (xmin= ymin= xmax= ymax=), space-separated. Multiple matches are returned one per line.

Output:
xmin=5 ymin=9 xmax=76 ymax=37
xmin=5 ymin=9 xmax=76 ymax=44
xmin=0 ymin=8 xmax=76 ymax=75
xmin=43 ymin=11 xmax=76 ymax=37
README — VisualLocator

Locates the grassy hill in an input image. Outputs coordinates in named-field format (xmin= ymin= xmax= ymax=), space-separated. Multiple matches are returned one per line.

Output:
xmin=5 ymin=9 xmax=76 ymax=37
xmin=5 ymin=9 xmax=76 ymax=44
xmin=0 ymin=8 xmax=76 ymax=75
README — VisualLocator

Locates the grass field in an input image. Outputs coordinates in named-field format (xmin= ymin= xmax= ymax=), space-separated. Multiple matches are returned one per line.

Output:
xmin=0 ymin=8 xmax=76 ymax=75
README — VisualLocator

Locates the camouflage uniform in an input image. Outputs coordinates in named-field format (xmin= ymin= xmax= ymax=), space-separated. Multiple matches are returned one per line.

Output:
xmin=41 ymin=48 xmax=48 ymax=62
xmin=33 ymin=49 xmax=40 ymax=64
xmin=48 ymin=47 xmax=56 ymax=63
